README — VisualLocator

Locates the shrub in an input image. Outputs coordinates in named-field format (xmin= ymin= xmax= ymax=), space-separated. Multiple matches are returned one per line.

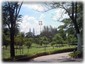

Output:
xmin=69 ymin=51 xmax=83 ymax=58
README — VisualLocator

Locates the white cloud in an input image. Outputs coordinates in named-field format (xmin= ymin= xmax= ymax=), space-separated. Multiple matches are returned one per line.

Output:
xmin=39 ymin=14 xmax=46 ymax=23
xmin=52 ymin=8 xmax=69 ymax=21
xmin=19 ymin=5 xmax=68 ymax=35
xmin=40 ymin=14 xmax=45 ymax=20
xmin=22 ymin=3 xmax=47 ymax=12
xmin=19 ymin=15 xmax=45 ymax=35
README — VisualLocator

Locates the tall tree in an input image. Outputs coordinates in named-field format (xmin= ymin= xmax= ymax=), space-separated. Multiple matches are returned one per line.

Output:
xmin=41 ymin=26 xmax=57 ymax=41
xmin=58 ymin=18 xmax=77 ymax=41
xmin=40 ymin=36 xmax=49 ymax=52
xmin=26 ymin=32 xmax=34 ymax=38
xmin=42 ymin=2 xmax=83 ymax=52
xmin=71 ymin=2 xmax=82 ymax=51
xmin=2 ymin=2 xmax=23 ymax=59
xmin=53 ymin=34 xmax=63 ymax=47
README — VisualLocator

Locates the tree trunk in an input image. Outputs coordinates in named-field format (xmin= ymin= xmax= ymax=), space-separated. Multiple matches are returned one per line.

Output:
xmin=9 ymin=8 xmax=15 ymax=60
xmin=71 ymin=2 xmax=82 ymax=52
xmin=10 ymin=27 xmax=15 ymax=60
xmin=77 ymin=33 xmax=82 ymax=52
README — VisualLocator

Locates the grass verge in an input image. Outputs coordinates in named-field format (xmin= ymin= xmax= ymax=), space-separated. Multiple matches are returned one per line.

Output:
xmin=3 ymin=46 xmax=77 ymax=62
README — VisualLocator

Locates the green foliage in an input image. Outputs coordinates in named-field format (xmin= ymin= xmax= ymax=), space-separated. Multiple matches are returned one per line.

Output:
xmin=69 ymin=51 xmax=83 ymax=58
xmin=2 ymin=2 xmax=83 ymax=60
xmin=67 ymin=34 xmax=77 ymax=45
xmin=2 ymin=2 xmax=23 ymax=58
xmin=39 ymin=36 xmax=49 ymax=52
xmin=26 ymin=32 xmax=34 ymax=38
xmin=3 ymin=46 xmax=76 ymax=59
xmin=34 ymin=38 xmax=43 ymax=47
xmin=15 ymin=37 xmax=21 ymax=46
xmin=40 ymin=36 xmax=49 ymax=45
xmin=53 ymin=34 xmax=63 ymax=45
xmin=51 ymin=41 xmax=56 ymax=48
xmin=3 ymin=34 xmax=10 ymax=48
xmin=15 ymin=34 xmax=24 ymax=46
xmin=51 ymin=41 xmax=55 ymax=46
xmin=41 ymin=26 xmax=57 ymax=39
xmin=24 ymin=38 xmax=32 ymax=49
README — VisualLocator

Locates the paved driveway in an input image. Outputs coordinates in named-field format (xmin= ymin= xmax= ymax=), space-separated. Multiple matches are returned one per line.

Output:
xmin=30 ymin=52 xmax=83 ymax=62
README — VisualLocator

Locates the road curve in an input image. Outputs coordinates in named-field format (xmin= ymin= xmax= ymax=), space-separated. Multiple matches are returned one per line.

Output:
xmin=30 ymin=52 xmax=82 ymax=62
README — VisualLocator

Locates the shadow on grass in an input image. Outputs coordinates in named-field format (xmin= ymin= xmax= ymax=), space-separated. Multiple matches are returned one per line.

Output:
xmin=3 ymin=47 xmax=78 ymax=62
xmin=3 ymin=52 xmax=49 ymax=62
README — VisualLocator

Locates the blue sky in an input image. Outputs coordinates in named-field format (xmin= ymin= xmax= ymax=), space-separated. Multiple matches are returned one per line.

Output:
xmin=19 ymin=3 xmax=69 ymax=35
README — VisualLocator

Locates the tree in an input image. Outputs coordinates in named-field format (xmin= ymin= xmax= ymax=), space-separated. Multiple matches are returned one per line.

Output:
xmin=42 ymin=2 xmax=83 ymax=52
xmin=38 ymin=37 xmax=43 ymax=47
xmin=34 ymin=38 xmax=40 ymax=47
xmin=3 ymin=27 xmax=10 ymax=49
xmin=15 ymin=33 xmax=24 ymax=54
xmin=3 ymin=34 xmax=10 ymax=49
xmin=40 ymin=36 xmax=49 ymax=52
xmin=58 ymin=18 xmax=76 ymax=35
xmin=58 ymin=18 xmax=77 ymax=43
xmin=41 ymin=26 xmax=57 ymax=42
xmin=67 ymin=34 xmax=77 ymax=46
xmin=26 ymin=32 xmax=34 ymax=38
xmin=25 ymin=38 xmax=32 ymax=52
xmin=58 ymin=28 xmax=66 ymax=40
xmin=2 ymin=2 xmax=23 ymax=59
xmin=51 ymin=41 xmax=56 ymax=49
xmin=53 ymin=34 xmax=63 ymax=47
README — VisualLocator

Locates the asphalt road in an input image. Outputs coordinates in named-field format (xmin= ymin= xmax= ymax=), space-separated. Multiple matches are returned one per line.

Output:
xmin=30 ymin=52 xmax=83 ymax=62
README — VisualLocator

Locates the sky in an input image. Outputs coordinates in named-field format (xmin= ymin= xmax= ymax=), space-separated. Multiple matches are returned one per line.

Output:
xmin=19 ymin=3 xmax=69 ymax=35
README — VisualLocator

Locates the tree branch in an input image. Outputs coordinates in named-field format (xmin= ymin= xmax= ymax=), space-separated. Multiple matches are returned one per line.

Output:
xmin=6 ymin=22 xmax=11 ymax=29
xmin=61 ymin=5 xmax=73 ymax=20
xmin=15 ymin=2 xmax=23 ymax=21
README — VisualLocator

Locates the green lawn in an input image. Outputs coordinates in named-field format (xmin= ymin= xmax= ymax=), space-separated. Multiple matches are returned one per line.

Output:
xmin=2 ymin=44 xmax=77 ymax=60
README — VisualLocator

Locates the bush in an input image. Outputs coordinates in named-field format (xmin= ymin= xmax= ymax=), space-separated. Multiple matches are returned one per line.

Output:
xmin=69 ymin=51 xmax=83 ymax=58
xmin=49 ymin=47 xmax=76 ymax=54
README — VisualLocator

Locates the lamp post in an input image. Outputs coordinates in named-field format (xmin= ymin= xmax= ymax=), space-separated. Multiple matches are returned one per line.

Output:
xmin=39 ymin=21 xmax=42 ymax=34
